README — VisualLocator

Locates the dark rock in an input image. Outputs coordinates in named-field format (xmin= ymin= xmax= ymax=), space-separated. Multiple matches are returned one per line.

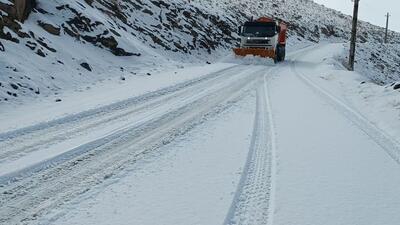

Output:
xmin=10 ymin=83 xmax=18 ymax=90
xmin=80 ymin=62 xmax=92 ymax=71
xmin=35 ymin=7 xmax=49 ymax=14
xmin=7 ymin=91 xmax=17 ymax=97
xmin=183 ymin=11 xmax=191 ymax=18
xmin=0 ymin=3 xmax=16 ymax=18
xmin=81 ymin=33 xmax=139 ymax=56
xmin=38 ymin=21 xmax=61 ymax=36
xmin=99 ymin=36 xmax=118 ymax=49
xmin=0 ymin=24 xmax=20 ymax=43
xmin=37 ymin=39 xmax=56 ymax=52
xmin=36 ymin=49 xmax=46 ymax=57
xmin=0 ymin=41 xmax=4 ymax=51
xmin=26 ymin=41 xmax=37 ymax=50
xmin=82 ymin=35 xmax=97 ymax=43
xmin=111 ymin=47 xmax=140 ymax=56
xmin=394 ymin=83 xmax=400 ymax=90
xmin=62 ymin=24 xmax=78 ymax=38
xmin=14 ymin=0 xmax=37 ymax=22
xmin=84 ymin=0 xmax=94 ymax=6
xmin=146 ymin=73 xmax=151 ymax=76
xmin=110 ymin=29 xmax=121 ymax=37
xmin=103 ymin=173 xmax=113 ymax=180
xmin=142 ymin=8 xmax=153 ymax=15
xmin=55 ymin=98 xmax=62 ymax=102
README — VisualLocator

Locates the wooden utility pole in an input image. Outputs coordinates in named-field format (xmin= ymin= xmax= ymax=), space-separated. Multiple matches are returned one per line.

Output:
xmin=384 ymin=12 xmax=390 ymax=43
xmin=349 ymin=0 xmax=360 ymax=71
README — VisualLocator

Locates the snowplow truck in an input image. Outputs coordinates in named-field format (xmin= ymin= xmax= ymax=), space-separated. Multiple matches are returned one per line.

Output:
xmin=234 ymin=17 xmax=287 ymax=63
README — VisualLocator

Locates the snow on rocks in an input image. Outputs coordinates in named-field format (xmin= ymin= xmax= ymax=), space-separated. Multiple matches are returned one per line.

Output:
xmin=351 ymin=43 xmax=400 ymax=84
xmin=1 ymin=0 xmax=400 ymax=106
xmin=0 ymin=0 xmax=239 ymax=105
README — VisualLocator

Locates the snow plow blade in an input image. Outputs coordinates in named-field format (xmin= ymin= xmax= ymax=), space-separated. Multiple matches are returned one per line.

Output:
xmin=233 ymin=48 xmax=276 ymax=59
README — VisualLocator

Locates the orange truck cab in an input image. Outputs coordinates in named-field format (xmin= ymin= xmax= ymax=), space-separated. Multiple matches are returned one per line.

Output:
xmin=234 ymin=17 xmax=287 ymax=63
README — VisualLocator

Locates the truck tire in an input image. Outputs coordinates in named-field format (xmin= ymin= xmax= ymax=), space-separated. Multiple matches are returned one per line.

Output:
xmin=274 ymin=49 xmax=279 ymax=64
xmin=276 ymin=45 xmax=286 ymax=62
xmin=280 ymin=45 xmax=286 ymax=61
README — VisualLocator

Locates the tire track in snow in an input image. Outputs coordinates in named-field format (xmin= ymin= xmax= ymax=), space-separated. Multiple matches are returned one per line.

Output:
xmin=0 ymin=65 xmax=245 ymax=175
xmin=223 ymin=72 xmax=277 ymax=225
xmin=0 ymin=65 xmax=241 ymax=142
xmin=0 ymin=66 xmax=257 ymax=184
xmin=0 ymin=67 xmax=265 ymax=225
xmin=291 ymin=56 xmax=400 ymax=165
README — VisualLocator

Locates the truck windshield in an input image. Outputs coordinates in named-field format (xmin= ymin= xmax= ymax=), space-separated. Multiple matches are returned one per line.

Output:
xmin=242 ymin=23 xmax=277 ymax=37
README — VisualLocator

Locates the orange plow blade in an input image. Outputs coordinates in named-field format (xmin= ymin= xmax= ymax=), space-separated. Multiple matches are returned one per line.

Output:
xmin=233 ymin=48 xmax=276 ymax=59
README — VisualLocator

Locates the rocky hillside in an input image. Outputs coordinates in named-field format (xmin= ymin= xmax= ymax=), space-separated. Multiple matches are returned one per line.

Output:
xmin=210 ymin=0 xmax=400 ymax=44
xmin=212 ymin=0 xmax=400 ymax=84
xmin=0 ymin=0 xmax=243 ymax=104
xmin=0 ymin=0 xmax=399 ymax=104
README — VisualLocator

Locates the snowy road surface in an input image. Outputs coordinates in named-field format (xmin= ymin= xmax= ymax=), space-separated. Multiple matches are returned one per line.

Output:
xmin=1 ymin=44 xmax=399 ymax=225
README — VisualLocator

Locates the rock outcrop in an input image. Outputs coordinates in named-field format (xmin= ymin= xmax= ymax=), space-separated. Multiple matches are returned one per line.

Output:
xmin=0 ymin=0 xmax=36 ymax=22
xmin=14 ymin=0 xmax=36 ymax=22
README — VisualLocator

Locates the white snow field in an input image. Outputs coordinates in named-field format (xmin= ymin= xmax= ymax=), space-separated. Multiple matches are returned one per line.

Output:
xmin=1 ymin=44 xmax=400 ymax=225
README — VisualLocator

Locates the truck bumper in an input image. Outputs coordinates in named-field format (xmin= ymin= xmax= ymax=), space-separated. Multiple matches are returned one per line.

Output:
xmin=233 ymin=48 xmax=276 ymax=59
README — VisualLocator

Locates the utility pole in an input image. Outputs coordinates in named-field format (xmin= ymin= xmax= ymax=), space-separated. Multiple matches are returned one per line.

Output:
xmin=384 ymin=12 xmax=390 ymax=43
xmin=349 ymin=0 xmax=360 ymax=71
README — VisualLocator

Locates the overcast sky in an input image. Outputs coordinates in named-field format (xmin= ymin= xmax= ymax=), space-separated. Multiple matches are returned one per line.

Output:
xmin=313 ymin=0 xmax=400 ymax=32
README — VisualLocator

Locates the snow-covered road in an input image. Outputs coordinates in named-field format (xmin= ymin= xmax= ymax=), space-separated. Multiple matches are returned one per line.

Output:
xmin=1 ymin=44 xmax=399 ymax=225
xmin=270 ymin=46 xmax=400 ymax=225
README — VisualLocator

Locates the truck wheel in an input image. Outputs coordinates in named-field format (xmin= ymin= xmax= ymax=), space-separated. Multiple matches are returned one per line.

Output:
xmin=280 ymin=46 xmax=286 ymax=61
xmin=276 ymin=45 xmax=285 ymax=62
xmin=274 ymin=48 xmax=280 ymax=64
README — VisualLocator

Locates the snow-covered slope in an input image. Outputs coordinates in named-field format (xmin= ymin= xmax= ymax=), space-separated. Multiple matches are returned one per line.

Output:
xmin=211 ymin=0 xmax=400 ymax=43
xmin=202 ymin=0 xmax=400 ymax=84
xmin=0 ymin=0 xmax=399 ymax=105
xmin=0 ymin=0 xmax=241 ymax=105
xmin=2 ymin=43 xmax=399 ymax=225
